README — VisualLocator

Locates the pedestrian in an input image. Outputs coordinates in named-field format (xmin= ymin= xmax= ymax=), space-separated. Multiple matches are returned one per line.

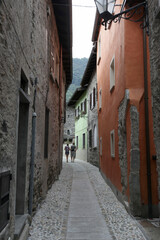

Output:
xmin=70 ymin=142 xmax=76 ymax=163
xmin=64 ymin=143 xmax=70 ymax=163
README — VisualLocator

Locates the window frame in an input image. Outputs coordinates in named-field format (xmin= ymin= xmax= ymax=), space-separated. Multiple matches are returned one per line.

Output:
xmin=110 ymin=129 xmax=115 ymax=158
xmin=82 ymin=133 xmax=85 ymax=149
xmin=89 ymin=129 xmax=92 ymax=148
xmin=110 ymin=56 xmax=115 ymax=92
xmin=93 ymin=124 xmax=97 ymax=148
xmin=76 ymin=136 xmax=78 ymax=149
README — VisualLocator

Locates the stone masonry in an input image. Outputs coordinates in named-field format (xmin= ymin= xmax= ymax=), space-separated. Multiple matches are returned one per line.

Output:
xmin=0 ymin=0 xmax=70 ymax=239
xmin=148 ymin=0 xmax=160 ymax=216
xmin=87 ymin=71 xmax=99 ymax=167
xmin=63 ymin=106 xmax=75 ymax=143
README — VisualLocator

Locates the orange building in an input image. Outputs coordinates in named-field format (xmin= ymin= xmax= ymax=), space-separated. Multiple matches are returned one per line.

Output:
xmin=93 ymin=0 xmax=158 ymax=217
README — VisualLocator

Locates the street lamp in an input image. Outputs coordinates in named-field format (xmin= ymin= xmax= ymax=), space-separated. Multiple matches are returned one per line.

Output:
xmin=94 ymin=0 xmax=149 ymax=33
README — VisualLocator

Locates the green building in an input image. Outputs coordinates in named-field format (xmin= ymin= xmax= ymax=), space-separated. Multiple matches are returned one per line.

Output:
xmin=68 ymin=88 xmax=88 ymax=161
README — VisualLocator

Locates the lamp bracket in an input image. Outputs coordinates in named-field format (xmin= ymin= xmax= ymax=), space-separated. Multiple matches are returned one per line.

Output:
xmin=99 ymin=1 xmax=149 ymax=35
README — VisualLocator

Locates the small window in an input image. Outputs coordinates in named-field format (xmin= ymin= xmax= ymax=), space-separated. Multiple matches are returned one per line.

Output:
xmin=93 ymin=125 xmax=97 ymax=148
xmin=21 ymin=70 xmax=28 ymax=94
xmin=110 ymin=56 xmax=115 ymax=91
xmin=89 ymin=130 xmax=92 ymax=148
xmin=90 ymin=93 xmax=92 ymax=110
xmin=67 ymin=130 xmax=70 ymax=135
xmin=84 ymin=99 xmax=87 ymax=113
xmin=81 ymin=102 xmax=83 ymax=112
xmin=76 ymin=136 xmax=78 ymax=149
xmin=75 ymin=108 xmax=79 ymax=118
xmin=93 ymin=88 xmax=96 ymax=108
xmin=83 ymin=133 xmax=85 ymax=149
xmin=100 ymin=137 xmax=102 ymax=156
xmin=110 ymin=130 xmax=115 ymax=158
xmin=99 ymin=89 xmax=102 ymax=110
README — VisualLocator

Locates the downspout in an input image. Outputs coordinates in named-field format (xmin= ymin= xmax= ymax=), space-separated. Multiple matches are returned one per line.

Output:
xmin=29 ymin=78 xmax=37 ymax=215
xmin=143 ymin=17 xmax=152 ymax=218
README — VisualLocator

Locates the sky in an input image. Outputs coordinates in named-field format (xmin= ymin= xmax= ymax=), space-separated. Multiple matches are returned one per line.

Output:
xmin=72 ymin=0 xmax=96 ymax=59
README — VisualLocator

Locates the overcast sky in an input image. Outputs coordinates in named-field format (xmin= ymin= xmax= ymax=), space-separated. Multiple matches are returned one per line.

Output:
xmin=72 ymin=0 xmax=96 ymax=59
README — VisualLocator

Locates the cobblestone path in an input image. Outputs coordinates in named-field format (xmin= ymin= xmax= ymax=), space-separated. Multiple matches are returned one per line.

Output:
xmin=28 ymin=160 xmax=147 ymax=240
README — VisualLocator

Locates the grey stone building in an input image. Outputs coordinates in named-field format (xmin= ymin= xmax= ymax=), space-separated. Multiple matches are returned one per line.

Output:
xmin=148 ymin=0 xmax=160 ymax=217
xmin=63 ymin=106 xmax=75 ymax=143
xmin=81 ymin=49 xmax=99 ymax=167
xmin=0 ymin=0 xmax=72 ymax=239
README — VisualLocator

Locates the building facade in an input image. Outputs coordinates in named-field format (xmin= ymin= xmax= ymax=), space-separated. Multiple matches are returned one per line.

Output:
xmin=93 ymin=0 xmax=158 ymax=217
xmin=68 ymin=88 xmax=88 ymax=161
xmin=81 ymin=49 xmax=99 ymax=167
xmin=63 ymin=106 xmax=75 ymax=143
xmin=148 ymin=0 xmax=160 ymax=216
xmin=0 ymin=0 xmax=72 ymax=239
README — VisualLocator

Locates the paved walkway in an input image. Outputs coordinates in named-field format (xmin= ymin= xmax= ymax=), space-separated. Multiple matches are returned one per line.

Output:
xmin=28 ymin=159 xmax=148 ymax=240
xmin=66 ymin=161 xmax=112 ymax=240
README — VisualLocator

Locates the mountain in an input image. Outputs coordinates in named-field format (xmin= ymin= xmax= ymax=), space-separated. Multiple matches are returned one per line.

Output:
xmin=66 ymin=58 xmax=88 ymax=103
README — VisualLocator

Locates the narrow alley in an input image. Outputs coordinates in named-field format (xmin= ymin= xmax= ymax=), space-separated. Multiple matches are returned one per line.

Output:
xmin=28 ymin=159 xmax=147 ymax=240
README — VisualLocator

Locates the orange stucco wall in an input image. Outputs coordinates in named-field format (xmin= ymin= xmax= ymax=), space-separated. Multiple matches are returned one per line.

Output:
xmin=97 ymin=5 xmax=158 ymax=208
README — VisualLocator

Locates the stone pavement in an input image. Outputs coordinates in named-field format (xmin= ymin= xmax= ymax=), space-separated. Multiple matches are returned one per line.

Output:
xmin=28 ymin=159 xmax=149 ymax=240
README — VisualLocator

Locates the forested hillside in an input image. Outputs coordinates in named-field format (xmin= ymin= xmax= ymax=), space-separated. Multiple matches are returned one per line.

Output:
xmin=66 ymin=58 xmax=88 ymax=102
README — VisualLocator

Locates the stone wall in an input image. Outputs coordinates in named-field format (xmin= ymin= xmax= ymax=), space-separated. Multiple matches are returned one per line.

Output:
xmin=118 ymin=90 xmax=129 ymax=199
xmin=148 ymin=0 xmax=160 ymax=216
xmin=129 ymin=106 xmax=141 ymax=216
xmin=87 ymin=71 xmax=99 ymax=167
xmin=64 ymin=106 xmax=75 ymax=142
xmin=0 ymin=0 xmax=66 ymax=238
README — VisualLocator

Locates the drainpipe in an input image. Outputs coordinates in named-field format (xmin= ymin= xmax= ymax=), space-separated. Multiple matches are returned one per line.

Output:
xmin=143 ymin=19 xmax=152 ymax=218
xmin=29 ymin=79 xmax=37 ymax=215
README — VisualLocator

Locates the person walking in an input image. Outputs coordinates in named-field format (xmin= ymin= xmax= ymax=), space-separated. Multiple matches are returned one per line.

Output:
xmin=70 ymin=142 xmax=76 ymax=163
xmin=64 ymin=143 xmax=70 ymax=163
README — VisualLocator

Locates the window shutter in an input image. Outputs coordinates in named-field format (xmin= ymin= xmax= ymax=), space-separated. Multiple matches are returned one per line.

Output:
xmin=93 ymin=88 xmax=95 ymax=107
xmin=90 ymin=94 xmax=92 ymax=110
xmin=0 ymin=171 xmax=11 ymax=232
xmin=84 ymin=99 xmax=87 ymax=113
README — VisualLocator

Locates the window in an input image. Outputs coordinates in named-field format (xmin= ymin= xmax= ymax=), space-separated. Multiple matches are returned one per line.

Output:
xmin=78 ymin=106 xmax=80 ymax=117
xmin=93 ymin=88 xmax=96 ymax=108
xmin=89 ymin=130 xmax=92 ymax=148
xmin=93 ymin=125 xmax=97 ymax=148
xmin=76 ymin=136 xmax=78 ymax=149
xmin=75 ymin=108 xmax=79 ymax=118
xmin=97 ymin=34 xmax=101 ymax=64
xmin=99 ymin=89 xmax=102 ymax=110
xmin=100 ymin=137 xmax=102 ymax=156
xmin=44 ymin=107 xmax=49 ymax=158
xmin=83 ymin=133 xmax=85 ymax=149
xmin=67 ymin=130 xmax=70 ymax=135
xmin=21 ymin=69 xmax=28 ymax=94
xmin=81 ymin=99 xmax=87 ymax=114
xmin=110 ymin=130 xmax=115 ymax=158
xmin=90 ymin=93 xmax=92 ymax=110
xmin=84 ymin=99 xmax=87 ymax=113
xmin=0 ymin=171 xmax=11 ymax=232
xmin=110 ymin=56 xmax=115 ymax=91
xmin=81 ymin=102 xmax=83 ymax=112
